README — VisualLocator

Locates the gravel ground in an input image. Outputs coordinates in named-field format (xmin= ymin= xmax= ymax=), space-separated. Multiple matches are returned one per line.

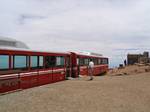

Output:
xmin=0 ymin=73 xmax=150 ymax=112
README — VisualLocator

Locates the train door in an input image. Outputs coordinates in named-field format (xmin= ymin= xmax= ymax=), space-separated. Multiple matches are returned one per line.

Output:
xmin=70 ymin=52 xmax=78 ymax=78
xmin=66 ymin=56 xmax=71 ymax=78
xmin=77 ymin=57 xmax=80 ymax=76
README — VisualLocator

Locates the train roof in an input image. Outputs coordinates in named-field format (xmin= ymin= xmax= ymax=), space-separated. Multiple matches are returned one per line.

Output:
xmin=0 ymin=48 xmax=108 ymax=58
xmin=71 ymin=51 xmax=108 ymax=59
xmin=0 ymin=47 xmax=69 ymax=55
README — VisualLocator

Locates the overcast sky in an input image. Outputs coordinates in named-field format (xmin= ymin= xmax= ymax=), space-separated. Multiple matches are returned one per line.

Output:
xmin=0 ymin=0 xmax=150 ymax=67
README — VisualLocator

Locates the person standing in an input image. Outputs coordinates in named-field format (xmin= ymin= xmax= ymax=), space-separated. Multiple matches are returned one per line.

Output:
xmin=124 ymin=59 xmax=127 ymax=66
xmin=88 ymin=59 xmax=94 ymax=80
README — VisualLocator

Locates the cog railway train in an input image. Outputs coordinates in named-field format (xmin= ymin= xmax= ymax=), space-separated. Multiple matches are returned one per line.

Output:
xmin=0 ymin=48 xmax=108 ymax=93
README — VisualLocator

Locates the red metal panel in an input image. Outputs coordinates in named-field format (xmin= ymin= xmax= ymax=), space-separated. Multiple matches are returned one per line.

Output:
xmin=96 ymin=66 xmax=101 ymax=75
xmin=52 ymin=67 xmax=65 ymax=82
xmin=20 ymin=75 xmax=31 ymax=89
xmin=56 ymin=74 xmax=60 ymax=82
xmin=59 ymin=73 xmax=65 ymax=81
xmin=52 ymin=73 xmax=57 ymax=83
xmin=20 ymin=73 xmax=38 ymax=89
xmin=21 ymin=75 xmax=32 ymax=89
xmin=80 ymin=67 xmax=88 ymax=76
xmin=38 ymin=73 xmax=53 ymax=86
xmin=29 ymin=75 xmax=38 ymax=87
xmin=93 ymin=67 xmax=98 ymax=75
xmin=52 ymin=70 xmax=65 ymax=82
xmin=54 ymin=73 xmax=65 ymax=82
xmin=0 ymin=74 xmax=20 ymax=93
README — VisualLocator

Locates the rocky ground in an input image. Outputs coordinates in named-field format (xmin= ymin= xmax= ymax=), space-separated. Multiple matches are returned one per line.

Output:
xmin=108 ymin=64 xmax=150 ymax=76
xmin=0 ymin=65 xmax=150 ymax=112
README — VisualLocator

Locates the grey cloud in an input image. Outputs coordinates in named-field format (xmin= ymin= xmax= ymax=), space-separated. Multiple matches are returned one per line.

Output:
xmin=18 ymin=14 xmax=46 ymax=25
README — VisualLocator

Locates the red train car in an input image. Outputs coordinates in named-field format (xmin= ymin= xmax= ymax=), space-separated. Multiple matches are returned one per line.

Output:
xmin=0 ymin=49 xmax=108 ymax=93
xmin=0 ymin=48 xmax=69 ymax=93
xmin=70 ymin=52 xmax=109 ymax=78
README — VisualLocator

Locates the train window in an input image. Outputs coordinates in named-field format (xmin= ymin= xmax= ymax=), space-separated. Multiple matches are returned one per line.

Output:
xmin=102 ymin=59 xmax=108 ymax=64
xmin=105 ymin=59 xmax=108 ymax=64
xmin=14 ymin=55 xmax=27 ymax=68
xmin=31 ymin=56 xmax=38 ymax=68
xmin=56 ymin=56 xmax=65 ymax=66
xmin=77 ymin=58 xmax=79 ymax=65
xmin=79 ymin=58 xmax=89 ymax=66
xmin=92 ymin=58 xmax=97 ymax=65
xmin=102 ymin=59 xmax=104 ymax=64
xmin=39 ymin=56 xmax=44 ymax=67
xmin=98 ymin=59 xmax=102 ymax=65
xmin=106 ymin=59 xmax=108 ymax=64
xmin=84 ymin=58 xmax=89 ymax=65
xmin=79 ymin=58 xmax=84 ymax=66
xmin=27 ymin=56 xmax=30 ymax=67
xmin=94 ymin=58 xmax=98 ymax=65
xmin=0 ymin=55 xmax=9 ymax=69
xmin=11 ymin=56 xmax=14 ymax=68
xmin=66 ymin=57 xmax=70 ymax=67
xmin=45 ymin=56 xmax=56 ymax=68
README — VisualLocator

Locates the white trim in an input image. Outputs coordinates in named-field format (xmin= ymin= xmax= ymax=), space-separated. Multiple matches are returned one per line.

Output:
xmin=0 ymin=74 xmax=19 ymax=79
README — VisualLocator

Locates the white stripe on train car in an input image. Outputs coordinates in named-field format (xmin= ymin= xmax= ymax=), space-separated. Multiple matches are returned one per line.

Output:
xmin=0 ymin=68 xmax=66 ymax=79
xmin=39 ymin=70 xmax=53 ymax=74
xmin=20 ymin=68 xmax=65 ymax=76
xmin=39 ymin=69 xmax=64 ymax=74
xmin=53 ymin=69 xmax=64 ymax=73
xmin=80 ymin=66 xmax=88 ymax=69
xmin=0 ymin=74 xmax=19 ymax=80
xmin=20 ymin=72 xmax=38 ymax=77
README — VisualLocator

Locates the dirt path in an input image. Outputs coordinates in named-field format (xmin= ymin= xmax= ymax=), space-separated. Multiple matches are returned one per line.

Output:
xmin=0 ymin=73 xmax=150 ymax=112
